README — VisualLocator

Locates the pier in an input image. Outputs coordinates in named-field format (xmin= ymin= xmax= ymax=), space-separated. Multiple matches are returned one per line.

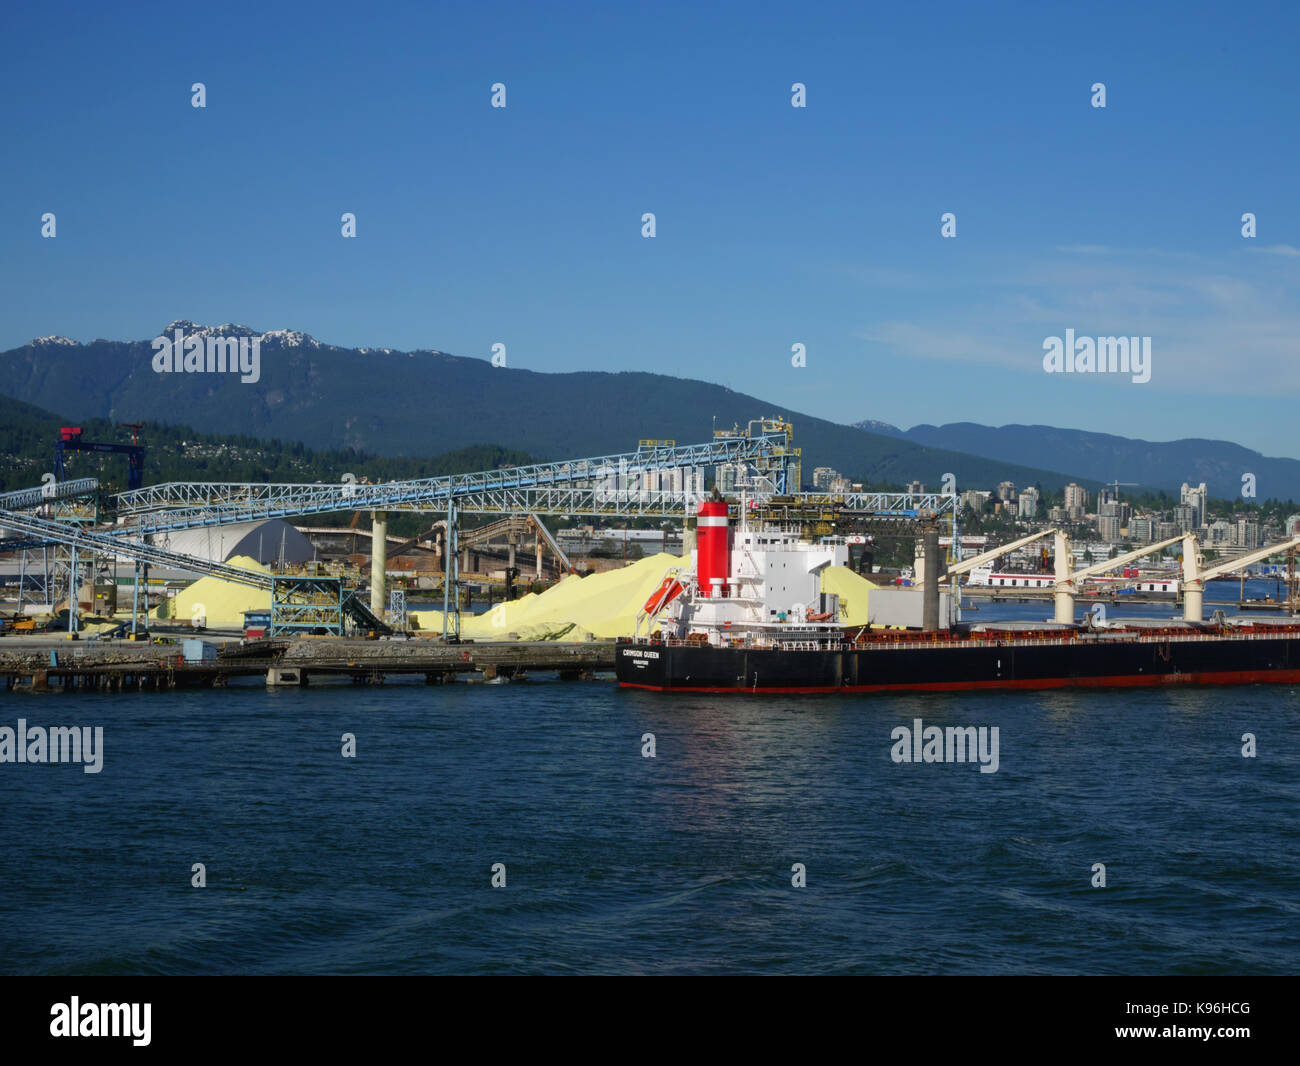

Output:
xmin=0 ymin=638 xmax=615 ymax=692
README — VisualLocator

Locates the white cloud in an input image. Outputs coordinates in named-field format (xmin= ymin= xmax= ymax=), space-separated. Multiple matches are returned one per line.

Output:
xmin=1250 ymin=243 xmax=1300 ymax=257
xmin=853 ymin=245 xmax=1300 ymax=395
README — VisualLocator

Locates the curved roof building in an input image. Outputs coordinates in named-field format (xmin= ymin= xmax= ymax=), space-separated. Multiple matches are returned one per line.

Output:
xmin=148 ymin=519 xmax=316 ymax=566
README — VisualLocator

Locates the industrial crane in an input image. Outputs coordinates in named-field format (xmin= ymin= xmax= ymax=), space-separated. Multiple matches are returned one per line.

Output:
xmin=54 ymin=424 xmax=145 ymax=490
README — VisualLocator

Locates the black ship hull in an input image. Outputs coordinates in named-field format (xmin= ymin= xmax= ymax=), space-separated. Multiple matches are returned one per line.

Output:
xmin=617 ymin=634 xmax=1300 ymax=693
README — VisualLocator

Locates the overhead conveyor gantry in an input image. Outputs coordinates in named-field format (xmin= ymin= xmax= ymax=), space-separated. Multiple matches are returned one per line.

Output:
xmin=0 ymin=477 xmax=100 ymax=510
xmin=0 ymin=506 xmax=270 ymax=637
xmin=44 ymin=424 xmax=967 ymax=632
xmin=0 ymin=508 xmax=273 ymax=588
xmin=0 ymin=508 xmax=388 ymax=638
xmin=3 ymin=427 xmax=962 ymax=638
xmin=108 ymin=435 xmax=799 ymax=532
xmin=99 ymin=432 xmax=803 ymax=639
xmin=104 ymin=432 xmax=960 ymax=535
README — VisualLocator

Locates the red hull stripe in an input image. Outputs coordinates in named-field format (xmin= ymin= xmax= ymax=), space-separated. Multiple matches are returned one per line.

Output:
xmin=619 ymin=669 xmax=1300 ymax=694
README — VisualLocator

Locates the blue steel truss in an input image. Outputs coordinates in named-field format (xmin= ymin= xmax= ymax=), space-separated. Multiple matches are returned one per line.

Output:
xmin=763 ymin=490 xmax=959 ymax=520
xmin=0 ymin=507 xmax=391 ymax=634
xmin=108 ymin=434 xmax=799 ymax=532
xmin=103 ymin=439 xmax=956 ymax=534
xmin=0 ymin=478 xmax=99 ymax=510
xmin=0 ymin=508 xmax=272 ymax=589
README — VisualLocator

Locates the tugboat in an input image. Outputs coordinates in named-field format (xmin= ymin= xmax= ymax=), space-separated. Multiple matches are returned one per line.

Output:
xmin=616 ymin=497 xmax=1300 ymax=694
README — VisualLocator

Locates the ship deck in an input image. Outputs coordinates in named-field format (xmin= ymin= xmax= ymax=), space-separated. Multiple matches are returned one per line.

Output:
xmin=629 ymin=621 xmax=1300 ymax=654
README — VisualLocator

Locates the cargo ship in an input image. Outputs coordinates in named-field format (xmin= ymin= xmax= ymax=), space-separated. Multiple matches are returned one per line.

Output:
xmin=616 ymin=497 xmax=1300 ymax=694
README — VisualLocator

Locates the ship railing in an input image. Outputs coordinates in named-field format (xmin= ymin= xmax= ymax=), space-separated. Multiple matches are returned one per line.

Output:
xmin=627 ymin=629 xmax=1300 ymax=651
xmin=682 ymin=582 xmax=764 ymax=603
xmin=638 ymin=636 xmax=848 ymax=651
xmin=852 ymin=631 xmax=1300 ymax=652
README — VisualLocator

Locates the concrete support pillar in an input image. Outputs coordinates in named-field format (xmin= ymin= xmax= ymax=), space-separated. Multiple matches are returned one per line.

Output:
xmin=922 ymin=520 xmax=940 ymax=632
xmin=913 ymin=540 xmax=926 ymax=587
xmin=536 ymin=538 xmax=543 ymax=580
xmin=507 ymin=543 xmax=516 ymax=570
xmin=443 ymin=501 xmax=460 ymax=640
xmin=370 ymin=511 xmax=388 ymax=617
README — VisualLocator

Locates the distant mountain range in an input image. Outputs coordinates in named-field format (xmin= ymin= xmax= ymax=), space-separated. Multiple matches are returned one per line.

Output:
xmin=0 ymin=389 xmax=532 ymax=496
xmin=2 ymin=322 xmax=1292 ymax=501
xmin=852 ymin=421 xmax=1300 ymax=502
xmin=0 ymin=323 xmax=1096 ymax=493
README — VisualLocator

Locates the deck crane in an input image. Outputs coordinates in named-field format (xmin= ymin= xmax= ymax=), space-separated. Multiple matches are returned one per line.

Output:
xmin=1052 ymin=531 xmax=1186 ymax=622
xmin=1181 ymin=534 xmax=1300 ymax=621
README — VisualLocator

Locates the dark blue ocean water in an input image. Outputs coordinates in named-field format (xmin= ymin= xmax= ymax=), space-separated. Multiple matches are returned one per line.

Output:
xmin=2 ymin=679 xmax=1296 ymax=975
xmin=1 ymin=582 xmax=1297 ymax=975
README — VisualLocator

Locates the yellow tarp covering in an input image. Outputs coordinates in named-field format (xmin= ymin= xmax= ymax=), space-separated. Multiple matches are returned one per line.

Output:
xmin=819 ymin=566 xmax=879 ymax=627
xmin=413 ymin=553 xmax=688 ymax=640
xmin=151 ymin=555 xmax=271 ymax=626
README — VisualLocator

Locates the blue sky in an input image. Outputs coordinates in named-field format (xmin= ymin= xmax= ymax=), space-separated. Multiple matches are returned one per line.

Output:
xmin=3 ymin=1 xmax=1299 ymax=455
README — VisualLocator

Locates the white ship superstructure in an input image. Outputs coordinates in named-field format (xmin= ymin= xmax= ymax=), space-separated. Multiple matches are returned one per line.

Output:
xmin=645 ymin=496 xmax=846 ymax=647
